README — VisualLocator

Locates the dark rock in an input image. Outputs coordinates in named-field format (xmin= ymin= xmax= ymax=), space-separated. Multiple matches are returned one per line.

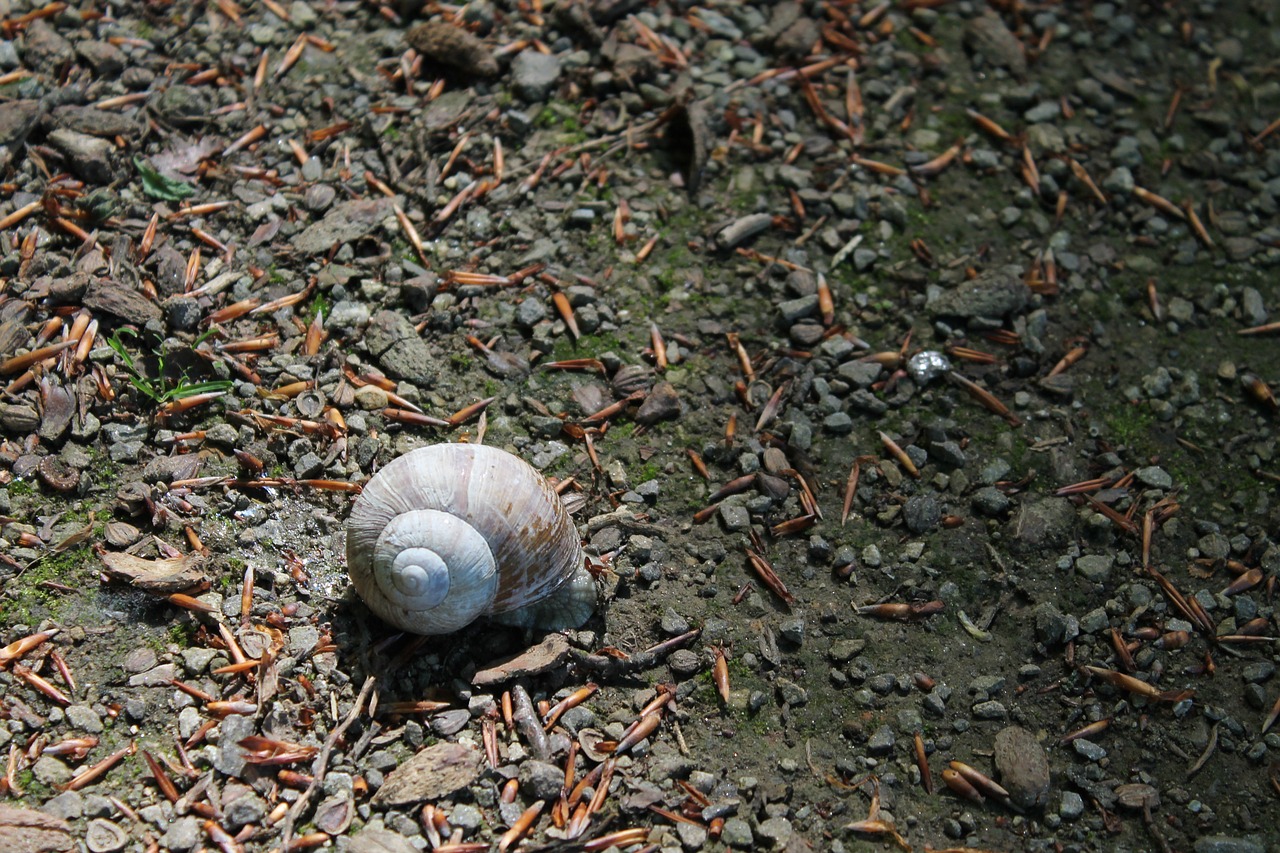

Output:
xmin=964 ymin=12 xmax=1027 ymax=75
xmin=1009 ymin=497 xmax=1074 ymax=553
xmin=371 ymin=741 xmax=483 ymax=807
xmin=904 ymin=494 xmax=940 ymax=533
xmin=971 ymin=486 xmax=1011 ymax=516
xmin=928 ymin=266 xmax=1029 ymax=320
xmin=364 ymin=310 xmax=437 ymax=388
xmin=775 ymin=17 xmax=821 ymax=59
xmin=1032 ymin=602 xmax=1076 ymax=647
xmin=348 ymin=827 xmax=419 ymax=853
xmin=75 ymin=40 xmax=127 ymax=75
xmin=0 ymin=100 xmax=44 ymax=151
xmin=51 ymin=105 xmax=138 ymax=139
xmin=636 ymin=382 xmax=681 ymax=424
xmin=47 ymin=129 xmax=116 ymax=184
xmin=153 ymin=85 xmax=210 ymax=126
xmin=20 ymin=20 xmax=74 ymax=73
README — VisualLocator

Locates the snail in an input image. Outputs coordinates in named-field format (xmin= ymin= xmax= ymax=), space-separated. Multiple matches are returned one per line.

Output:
xmin=346 ymin=443 xmax=598 ymax=635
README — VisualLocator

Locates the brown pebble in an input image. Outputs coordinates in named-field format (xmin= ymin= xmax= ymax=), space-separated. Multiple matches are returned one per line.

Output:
xmin=993 ymin=725 xmax=1051 ymax=809
xmin=406 ymin=21 xmax=498 ymax=78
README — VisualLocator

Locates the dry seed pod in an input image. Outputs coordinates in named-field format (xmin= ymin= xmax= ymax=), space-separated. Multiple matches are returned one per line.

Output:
xmin=346 ymin=444 xmax=597 ymax=635
xmin=610 ymin=364 xmax=652 ymax=397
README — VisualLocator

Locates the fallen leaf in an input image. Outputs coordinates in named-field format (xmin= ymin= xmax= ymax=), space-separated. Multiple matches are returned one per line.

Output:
xmin=99 ymin=551 xmax=207 ymax=593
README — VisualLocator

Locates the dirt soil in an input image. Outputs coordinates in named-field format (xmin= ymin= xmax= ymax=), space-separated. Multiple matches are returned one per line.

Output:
xmin=0 ymin=0 xmax=1278 ymax=852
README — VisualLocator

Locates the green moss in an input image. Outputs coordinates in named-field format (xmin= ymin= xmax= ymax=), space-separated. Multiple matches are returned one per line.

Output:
xmin=1106 ymin=404 xmax=1155 ymax=450
xmin=167 ymin=621 xmax=196 ymax=647
xmin=633 ymin=461 xmax=661 ymax=484
xmin=7 ymin=479 xmax=34 ymax=497
xmin=0 ymin=547 xmax=93 ymax=624
xmin=549 ymin=330 xmax=624 ymax=362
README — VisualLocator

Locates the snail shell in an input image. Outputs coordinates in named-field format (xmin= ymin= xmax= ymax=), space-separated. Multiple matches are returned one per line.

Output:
xmin=346 ymin=443 xmax=596 ymax=635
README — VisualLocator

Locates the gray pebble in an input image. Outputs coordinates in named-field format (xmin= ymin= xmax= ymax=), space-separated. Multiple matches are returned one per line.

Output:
xmin=971 ymin=486 xmax=1011 ymax=516
xmin=431 ymin=709 xmax=472 ymax=736
xmin=161 ymin=816 xmax=203 ymax=852
xmin=1193 ymin=837 xmax=1265 ymax=853
xmin=661 ymin=607 xmax=690 ymax=636
xmin=41 ymin=790 xmax=83 ymax=820
xmin=519 ymin=760 xmax=565 ymax=801
xmin=720 ymin=816 xmax=754 ymax=849
xmin=867 ymin=725 xmax=896 ymax=755
xmin=904 ymin=494 xmax=940 ymax=533
xmin=65 ymin=704 xmax=103 ymax=734
xmin=1076 ymin=554 xmax=1114 ymax=582
xmin=1059 ymin=790 xmax=1085 ymax=820
xmin=776 ymin=678 xmax=808 ymax=706
xmin=668 ymin=649 xmax=702 ymax=678
xmin=994 ymin=725 xmax=1052 ymax=809
xmin=972 ymin=700 xmax=1007 ymax=720
xmin=1072 ymin=738 xmax=1107 ymax=761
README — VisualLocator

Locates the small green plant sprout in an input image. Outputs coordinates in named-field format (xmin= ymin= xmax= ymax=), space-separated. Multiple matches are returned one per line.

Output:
xmin=106 ymin=327 xmax=233 ymax=405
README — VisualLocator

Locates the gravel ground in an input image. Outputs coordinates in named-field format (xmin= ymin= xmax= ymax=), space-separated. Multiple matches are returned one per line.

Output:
xmin=1 ymin=0 xmax=1279 ymax=852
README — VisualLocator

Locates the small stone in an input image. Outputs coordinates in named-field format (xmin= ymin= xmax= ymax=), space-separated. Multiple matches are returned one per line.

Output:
xmin=123 ymin=647 xmax=157 ymax=674
xmin=927 ymin=265 xmax=1028 ymax=320
xmin=32 ymin=755 xmax=72 ymax=786
xmin=867 ymin=725 xmax=896 ymax=755
xmin=719 ymin=503 xmax=751 ymax=532
xmin=972 ymin=700 xmax=1007 ymax=720
xmin=64 ymin=704 xmax=103 ymax=734
xmin=993 ymin=725 xmax=1052 ymax=809
xmin=661 ymin=607 xmax=689 ymax=636
xmin=511 ymin=50 xmax=562 ymax=101
xmin=1135 ymin=466 xmax=1172 ymax=489
xmin=214 ymin=714 xmax=256 ymax=778
xmin=40 ymin=790 xmax=84 ymax=820
xmin=431 ymin=709 xmax=472 ymax=737
xmin=668 ymin=649 xmax=702 ymax=678
xmin=519 ymin=760 xmax=565 ymax=801
xmin=1075 ymin=554 xmax=1114 ymax=582
xmin=161 ymin=816 xmax=203 ymax=852
xmin=720 ymin=816 xmax=754 ymax=849
xmin=405 ymin=20 xmax=497 ymax=77
xmin=757 ymin=816 xmax=793 ymax=850
xmin=1059 ymin=791 xmax=1085 ymax=820
xmin=1072 ymin=738 xmax=1107 ymax=761
xmin=1193 ymin=837 xmax=1265 ymax=853
xmin=971 ymin=486 xmax=1011 ymax=516
xmin=776 ymin=678 xmax=808 ymax=706
xmin=635 ymin=382 xmax=680 ymax=425
xmin=904 ymin=494 xmax=940 ymax=533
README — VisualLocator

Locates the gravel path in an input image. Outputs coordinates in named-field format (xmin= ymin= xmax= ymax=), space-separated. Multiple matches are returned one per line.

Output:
xmin=0 ymin=1 xmax=1278 ymax=851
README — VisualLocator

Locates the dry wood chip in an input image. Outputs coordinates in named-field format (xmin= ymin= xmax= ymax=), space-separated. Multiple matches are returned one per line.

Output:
xmin=370 ymin=741 xmax=482 ymax=807
xmin=99 ymin=551 xmax=207 ymax=592
xmin=472 ymin=631 xmax=571 ymax=686
xmin=0 ymin=805 xmax=74 ymax=853
xmin=82 ymin=278 xmax=162 ymax=324
xmin=347 ymin=826 xmax=420 ymax=853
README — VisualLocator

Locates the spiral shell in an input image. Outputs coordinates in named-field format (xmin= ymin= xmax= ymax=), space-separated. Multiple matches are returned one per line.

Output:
xmin=346 ymin=443 xmax=595 ymax=635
